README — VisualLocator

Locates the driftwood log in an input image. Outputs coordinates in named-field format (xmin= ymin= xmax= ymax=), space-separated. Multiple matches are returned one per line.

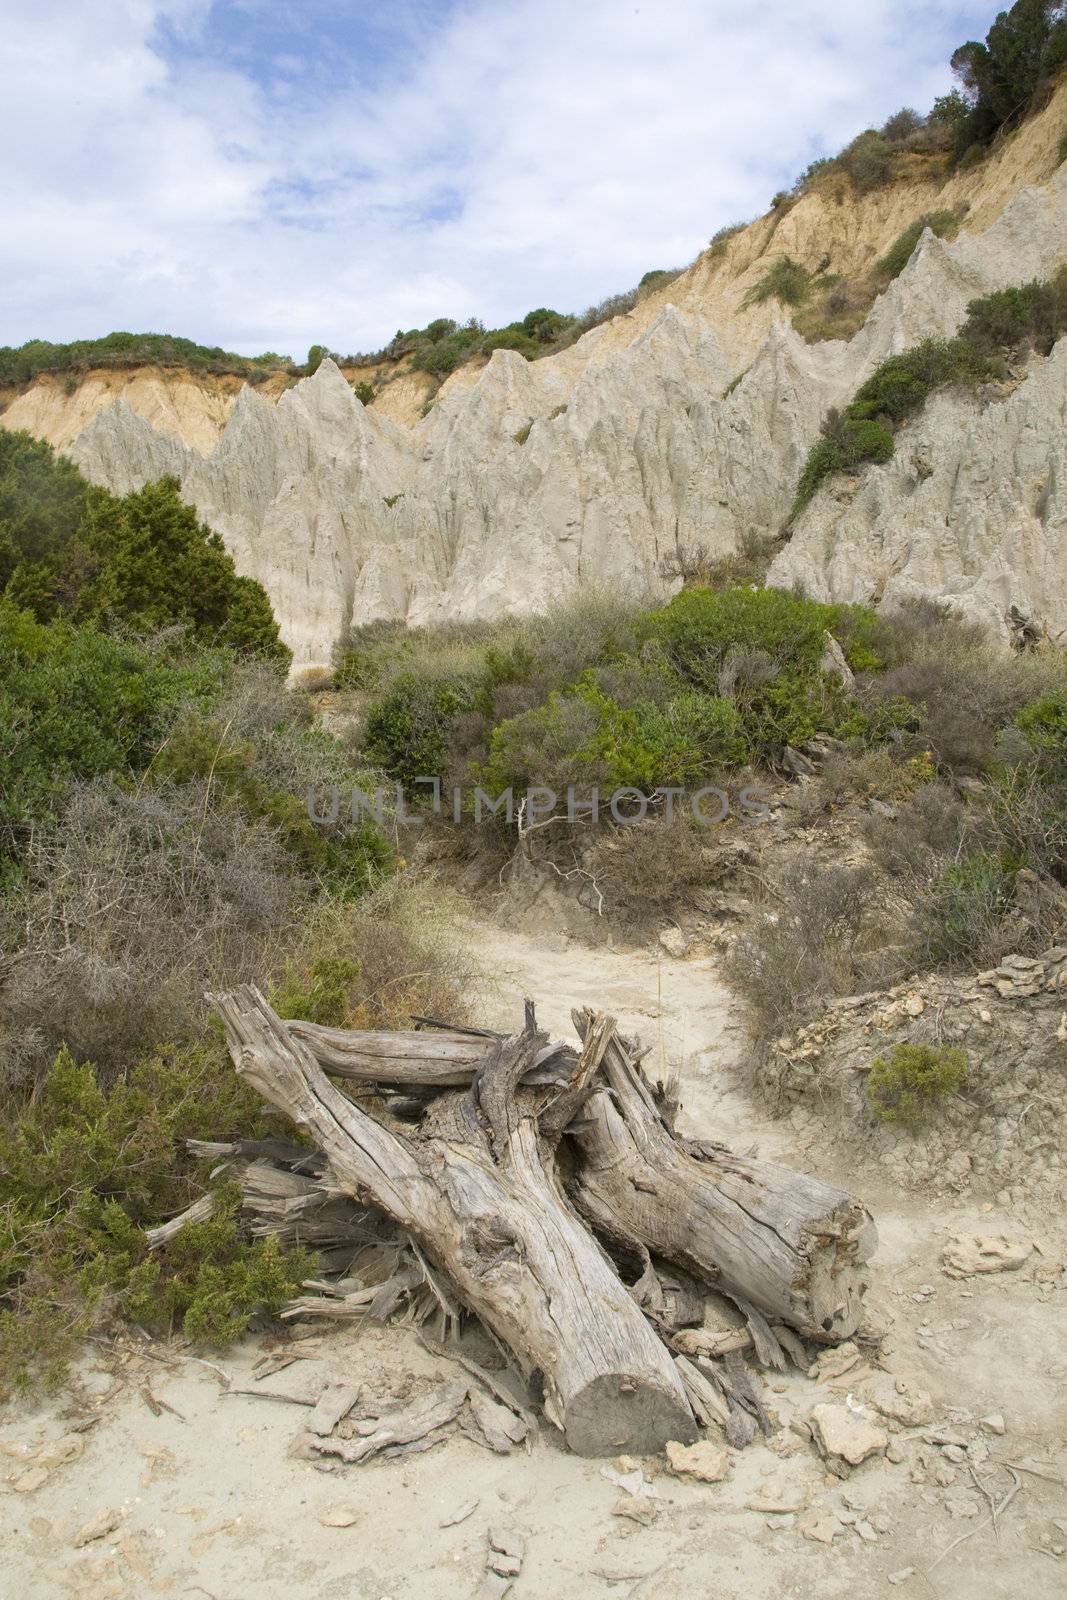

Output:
xmin=566 ymin=1010 xmax=875 ymax=1340
xmin=207 ymin=987 xmax=876 ymax=1456
xmin=211 ymin=987 xmax=696 ymax=1457
xmin=291 ymin=1010 xmax=875 ymax=1341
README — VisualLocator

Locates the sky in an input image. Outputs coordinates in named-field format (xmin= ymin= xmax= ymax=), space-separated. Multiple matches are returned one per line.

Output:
xmin=0 ymin=0 xmax=995 ymax=359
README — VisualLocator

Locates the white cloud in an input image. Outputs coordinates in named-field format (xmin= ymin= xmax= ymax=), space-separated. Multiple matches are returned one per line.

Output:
xmin=0 ymin=0 xmax=986 ymax=356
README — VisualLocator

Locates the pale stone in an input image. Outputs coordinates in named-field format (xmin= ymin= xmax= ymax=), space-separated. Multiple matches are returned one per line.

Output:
xmin=809 ymin=1404 xmax=889 ymax=1467
xmin=863 ymin=1375 xmax=935 ymax=1428
xmin=940 ymin=1235 xmax=1033 ymax=1278
xmin=665 ymin=1439 xmax=730 ymax=1482
xmin=318 ymin=1506 xmax=360 ymax=1527
xmin=72 ymin=1508 xmax=120 ymax=1547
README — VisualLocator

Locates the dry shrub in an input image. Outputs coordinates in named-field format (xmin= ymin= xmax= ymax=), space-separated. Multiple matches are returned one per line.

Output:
xmin=815 ymin=746 xmax=933 ymax=811
xmin=584 ymin=813 xmax=733 ymax=931
xmin=272 ymin=873 xmax=482 ymax=1032
xmin=872 ymin=606 xmax=1066 ymax=774
xmin=724 ymin=861 xmax=910 ymax=1039
xmin=863 ymin=781 xmax=965 ymax=878
xmin=0 ymin=780 xmax=305 ymax=1094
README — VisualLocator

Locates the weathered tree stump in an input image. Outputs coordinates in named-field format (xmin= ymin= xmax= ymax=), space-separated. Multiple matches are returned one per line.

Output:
xmin=211 ymin=987 xmax=696 ymax=1456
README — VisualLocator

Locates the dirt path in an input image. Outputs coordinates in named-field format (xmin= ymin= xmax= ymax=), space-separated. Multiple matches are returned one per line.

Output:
xmin=3 ymin=922 xmax=1065 ymax=1600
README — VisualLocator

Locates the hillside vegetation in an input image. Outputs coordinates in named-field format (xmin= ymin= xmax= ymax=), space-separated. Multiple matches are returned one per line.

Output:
xmin=0 ymin=446 xmax=476 ymax=1393
xmin=791 ymin=265 xmax=1067 ymax=516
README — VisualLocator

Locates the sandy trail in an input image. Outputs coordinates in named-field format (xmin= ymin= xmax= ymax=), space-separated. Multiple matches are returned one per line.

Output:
xmin=2 ymin=923 xmax=1064 ymax=1600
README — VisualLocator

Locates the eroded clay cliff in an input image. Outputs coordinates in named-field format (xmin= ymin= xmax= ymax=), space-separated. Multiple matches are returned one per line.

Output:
xmin=8 ymin=79 xmax=1067 ymax=668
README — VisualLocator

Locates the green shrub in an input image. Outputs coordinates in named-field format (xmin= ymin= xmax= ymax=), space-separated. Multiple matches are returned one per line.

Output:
xmin=920 ymin=852 xmax=1017 ymax=966
xmin=791 ymin=337 xmax=996 ymax=516
xmin=960 ymin=269 xmax=1067 ymax=357
xmin=650 ymin=585 xmax=881 ymax=677
xmin=148 ymin=711 xmax=391 ymax=895
xmin=877 ymin=209 xmax=964 ymax=280
xmin=353 ymin=380 xmax=375 ymax=404
xmin=792 ymin=415 xmax=894 ymax=514
xmin=742 ymin=256 xmax=812 ymax=309
xmin=867 ymin=1042 xmax=968 ymax=1126
xmin=1015 ymin=688 xmax=1067 ymax=758
xmin=838 ymin=130 xmax=893 ymax=192
xmin=1060 ymin=129 xmax=1067 ymax=164
xmin=708 ymin=222 xmax=747 ymax=259
xmin=882 ymin=107 xmax=925 ymax=143
xmin=0 ymin=332 xmax=293 ymax=388
xmin=513 ymin=422 xmax=533 ymax=445
xmin=0 ymin=602 xmax=226 ymax=857
xmin=478 ymin=676 xmax=745 ymax=798
xmin=0 ymin=432 xmax=288 ymax=663
xmin=0 ymin=1040 xmax=311 ymax=1395
xmin=364 ymin=671 xmax=476 ymax=793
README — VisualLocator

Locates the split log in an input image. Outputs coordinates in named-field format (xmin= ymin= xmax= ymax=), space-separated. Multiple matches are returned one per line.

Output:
xmin=288 ymin=1020 xmax=575 ymax=1088
xmin=566 ymin=1010 xmax=876 ymax=1341
xmin=211 ymin=986 xmax=696 ymax=1457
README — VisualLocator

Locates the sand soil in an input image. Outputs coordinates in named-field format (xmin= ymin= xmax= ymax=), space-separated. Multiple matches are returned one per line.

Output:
xmin=3 ymin=922 xmax=1065 ymax=1600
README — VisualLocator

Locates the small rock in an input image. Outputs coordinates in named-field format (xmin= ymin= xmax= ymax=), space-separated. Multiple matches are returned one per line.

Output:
xmin=73 ymin=1508 xmax=120 ymax=1547
xmin=318 ymin=1506 xmax=359 ymax=1528
xmin=888 ymin=1568 xmax=915 ymax=1586
xmin=488 ymin=1528 xmax=526 ymax=1561
xmin=864 ymin=1375 xmax=934 ymax=1428
xmin=854 ymin=1519 xmax=879 ymax=1542
xmin=942 ymin=1444 xmax=967 ymax=1464
xmin=940 ymin=1235 xmax=1033 ymax=1278
xmin=440 ymin=1499 xmax=479 ymax=1528
xmin=489 ymin=1554 xmax=522 ymax=1579
xmin=658 ymin=926 xmax=688 ymax=958
xmin=665 ymin=1440 xmax=730 ymax=1483
xmin=612 ymin=1495 xmax=658 ymax=1526
xmin=809 ymin=1404 xmax=888 ymax=1468
xmin=943 ymin=1490 xmax=981 ymax=1519
xmin=979 ymin=1413 xmax=1006 ymax=1436
xmin=11 ymin=1467 xmax=49 ymax=1494
xmin=800 ymin=1512 xmax=844 ymax=1545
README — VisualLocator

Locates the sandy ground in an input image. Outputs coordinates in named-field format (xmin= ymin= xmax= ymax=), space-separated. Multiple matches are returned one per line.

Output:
xmin=3 ymin=922 xmax=1065 ymax=1600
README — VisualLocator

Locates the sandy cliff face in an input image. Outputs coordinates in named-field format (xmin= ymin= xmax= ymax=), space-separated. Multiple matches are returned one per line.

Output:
xmin=12 ymin=81 xmax=1067 ymax=667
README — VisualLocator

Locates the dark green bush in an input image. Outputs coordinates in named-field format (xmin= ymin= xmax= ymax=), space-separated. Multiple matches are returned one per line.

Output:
xmin=364 ymin=672 xmax=476 ymax=793
xmin=0 ymin=432 xmax=288 ymax=663
xmin=867 ymin=1042 xmax=968 ymax=1126
xmin=0 ymin=332 xmax=292 ymax=387
xmin=839 ymin=130 xmax=893 ymax=192
xmin=960 ymin=268 xmax=1067 ymax=356
xmin=0 ymin=602 xmax=226 ymax=858
xmin=479 ymin=678 xmax=746 ymax=797
xmin=792 ymin=415 xmax=894 ymax=514
xmin=650 ymin=585 xmax=882 ymax=677
xmin=0 ymin=1040 xmax=311 ymax=1394
xmin=792 ymin=335 xmax=998 ymax=516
